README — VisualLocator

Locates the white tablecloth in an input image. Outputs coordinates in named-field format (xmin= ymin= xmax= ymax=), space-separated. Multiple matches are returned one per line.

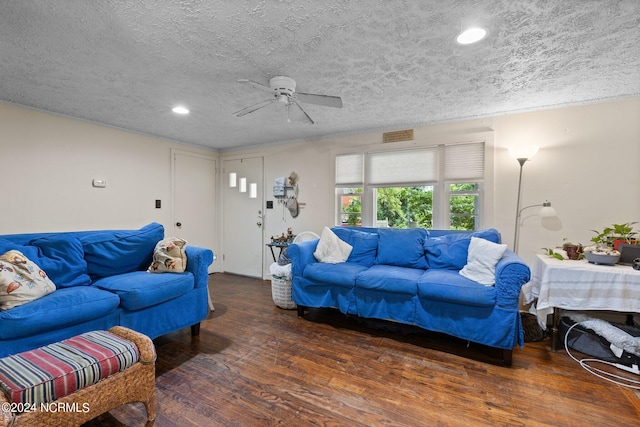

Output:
xmin=522 ymin=254 xmax=640 ymax=328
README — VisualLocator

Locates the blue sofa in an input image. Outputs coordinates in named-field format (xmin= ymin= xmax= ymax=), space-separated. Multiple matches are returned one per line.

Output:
xmin=0 ymin=223 xmax=214 ymax=357
xmin=289 ymin=227 xmax=530 ymax=365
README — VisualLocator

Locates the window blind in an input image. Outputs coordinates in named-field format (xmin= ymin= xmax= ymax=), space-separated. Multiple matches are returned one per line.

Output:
xmin=366 ymin=148 xmax=437 ymax=185
xmin=335 ymin=153 xmax=364 ymax=186
xmin=444 ymin=142 xmax=484 ymax=181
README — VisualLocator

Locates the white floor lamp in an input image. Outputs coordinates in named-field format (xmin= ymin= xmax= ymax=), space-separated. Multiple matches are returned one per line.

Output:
xmin=510 ymin=146 xmax=557 ymax=254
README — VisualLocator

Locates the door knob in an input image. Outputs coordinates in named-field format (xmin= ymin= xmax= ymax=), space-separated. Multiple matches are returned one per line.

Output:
xmin=257 ymin=222 xmax=262 ymax=228
xmin=176 ymin=222 xmax=182 ymax=227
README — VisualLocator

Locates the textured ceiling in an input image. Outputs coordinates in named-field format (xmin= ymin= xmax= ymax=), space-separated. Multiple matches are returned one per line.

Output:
xmin=1 ymin=1 xmax=639 ymax=151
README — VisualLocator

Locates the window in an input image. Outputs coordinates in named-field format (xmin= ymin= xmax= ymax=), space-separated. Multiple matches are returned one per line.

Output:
xmin=335 ymin=142 xmax=485 ymax=230
xmin=375 ymin=186 xmax=434 ymax=228
xmin=339 ymin=188 xmax=362 ymax=226
xmin=449 ymin=183 xmax=479 ymax=230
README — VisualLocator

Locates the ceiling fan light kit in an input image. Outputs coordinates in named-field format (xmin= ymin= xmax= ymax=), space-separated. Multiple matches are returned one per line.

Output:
xmin=234 ymin=76 xmax=342 ymax=124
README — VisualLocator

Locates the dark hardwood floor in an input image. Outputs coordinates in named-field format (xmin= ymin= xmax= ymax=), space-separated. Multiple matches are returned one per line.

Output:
xmin=84 ymin=273 xmax=640 ymax=426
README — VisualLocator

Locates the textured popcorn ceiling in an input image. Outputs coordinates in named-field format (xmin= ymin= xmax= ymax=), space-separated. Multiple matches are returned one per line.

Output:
xmin=0 ymin=1 xmax=638 ymax=150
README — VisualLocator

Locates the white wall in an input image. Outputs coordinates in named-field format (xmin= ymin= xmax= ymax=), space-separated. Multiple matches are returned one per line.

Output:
xmin=224 ymin=97 xmax=640 ymax=275
xmin=0 ymin=102 xmax=217 ymax=234
xmin=492 ymin=98 xmax=640 ymax=264
xmin=3 ymin=97 xmax=639 ymax=277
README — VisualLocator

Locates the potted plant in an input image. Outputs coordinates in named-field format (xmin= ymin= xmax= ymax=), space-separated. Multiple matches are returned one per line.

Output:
xmin=561 ymin=239 xmax=582 ymax=260
xmin=611 ymin=222 xmax=638 ymax=250
xmin=590 ymin=222 xmax=637 ymax=250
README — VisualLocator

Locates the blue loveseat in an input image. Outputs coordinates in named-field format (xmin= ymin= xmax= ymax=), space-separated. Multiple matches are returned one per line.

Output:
xmin=0 ymin=223 xmax=214 ymax=357
xmin=289 ymin=227 xmax=530 ymax=365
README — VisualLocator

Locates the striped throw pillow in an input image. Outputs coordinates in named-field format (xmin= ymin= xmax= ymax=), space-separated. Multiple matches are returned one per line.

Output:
xmin=0 ymin=330 xmax=139 ymax=406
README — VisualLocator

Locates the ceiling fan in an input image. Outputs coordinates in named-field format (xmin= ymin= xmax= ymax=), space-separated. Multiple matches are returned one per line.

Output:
xmin=233 ymin=76 xmax=343 ymax=124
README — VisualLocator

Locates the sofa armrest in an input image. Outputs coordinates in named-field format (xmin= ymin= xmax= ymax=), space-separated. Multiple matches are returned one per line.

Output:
xmin=494 ymin=250 xmax=530 ymax=308
xmin=185 ymin=245 xmax=214 ymax=289
xmin=288 ymin=239 xmax=319 ymax=277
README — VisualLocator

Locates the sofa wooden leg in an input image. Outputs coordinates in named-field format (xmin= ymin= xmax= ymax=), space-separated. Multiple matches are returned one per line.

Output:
xmin=191 ymin=322 xmax=201 ymax=336
xmin=501 ymin=349 xmax=513 ymax=366
xmin=297 ymin=305 xmax=306 ymax=317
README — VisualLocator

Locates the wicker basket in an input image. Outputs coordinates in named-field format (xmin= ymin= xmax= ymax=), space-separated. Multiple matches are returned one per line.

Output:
xmin=271 ymin=276 xmax=296 ymax=309
xmin=0 ymin=326 xmax=156 ymax=427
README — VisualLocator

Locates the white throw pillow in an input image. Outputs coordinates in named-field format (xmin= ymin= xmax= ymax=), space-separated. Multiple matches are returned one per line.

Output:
xmin=459 ymin=237 xmax=507 ymax=286
xmin=313 ymin=227 xmax=353 ymax=263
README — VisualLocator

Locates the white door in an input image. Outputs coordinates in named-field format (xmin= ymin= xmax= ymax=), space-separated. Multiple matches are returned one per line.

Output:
xmin=223 ymin=157 xmax=263 ymax=277
xmin=172 ymin=150 xmax=217 ymax=274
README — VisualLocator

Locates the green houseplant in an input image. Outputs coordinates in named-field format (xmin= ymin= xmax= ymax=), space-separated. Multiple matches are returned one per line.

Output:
xmin=590 ymin=222 xmax=637 ymax=250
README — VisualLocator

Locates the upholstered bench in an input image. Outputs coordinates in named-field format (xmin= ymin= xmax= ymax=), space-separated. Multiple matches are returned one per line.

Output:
xmin=0 ymin=326 xmax=156 ymax=426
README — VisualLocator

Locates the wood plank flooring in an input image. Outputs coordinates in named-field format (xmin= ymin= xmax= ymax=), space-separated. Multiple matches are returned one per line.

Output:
xmin=84 ymin=273 xmax=640 ymax=426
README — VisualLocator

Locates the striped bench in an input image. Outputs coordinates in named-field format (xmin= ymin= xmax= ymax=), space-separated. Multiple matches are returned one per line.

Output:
xmin=0 ymin=326 xmax=156 ymax=426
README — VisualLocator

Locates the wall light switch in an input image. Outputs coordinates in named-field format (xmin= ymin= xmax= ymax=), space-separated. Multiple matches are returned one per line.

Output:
xmin=92 ymin=179 xmax=107 ymax=188
xmin=155 ymin=199 xmax=161 ymax=209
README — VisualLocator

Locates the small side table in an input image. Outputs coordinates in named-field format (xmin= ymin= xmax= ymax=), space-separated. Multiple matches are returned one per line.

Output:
xmin=266 ymin=242 xmax=291 ymax=262
xmin=522 ymin=254 xmax=640 ymax=351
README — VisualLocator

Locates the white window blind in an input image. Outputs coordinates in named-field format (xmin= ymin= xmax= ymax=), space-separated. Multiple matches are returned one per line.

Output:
xmin=335 ymin=153 xmax=364 ymax=186
xmin=366 ymin=148 xmax=437 ymax=185
xmin=444 ymin=142 xmax=484 ymax=181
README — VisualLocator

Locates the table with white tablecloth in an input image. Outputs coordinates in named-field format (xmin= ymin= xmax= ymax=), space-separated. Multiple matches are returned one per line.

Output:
xmin=522 ymin=254 xmax=640 ymax=350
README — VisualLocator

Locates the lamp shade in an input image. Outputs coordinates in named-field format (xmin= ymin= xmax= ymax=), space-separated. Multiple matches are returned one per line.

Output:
xmin=509 ymin=146 xmax=539 ymax=160
xmin=538 ymin=201 xmax=557 ymax=218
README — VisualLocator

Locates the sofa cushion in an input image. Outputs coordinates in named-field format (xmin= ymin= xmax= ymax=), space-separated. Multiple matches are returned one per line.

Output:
xmin=376 ymin=228 xmax=428 ymax=269
xmin=27 ymin=235 xmax=91 ymax=288
xmin=0 ymin=250 xmax=57 ymax=310
xmin=92 ymin=271 xmax=194 ymax=311
xmin=423 ymin=228 xmax=501 ymax=270
xmin=80 ymin=222 xmax=164 ymax=279
xmin=148 ymin=237 xmax=187 ymax=273
xmin=0 ymin=236 xmax=90 ymax=288
xmin=303 ymin=262 xmax=368 ymax=288
xmin=313 ymin=227 xmax=353 ymax=263
xmin=0 ymin=286 xmax=120 ymax=340
xmin=459 ymin=237 xmax=507 ymax=286
xmin=417 ymin=269 xmax=496 ymax=307
xmin=355 ymin=265 xmax=422 ymax=295
xmin=332 ymin=227 xmax=378 ymax=267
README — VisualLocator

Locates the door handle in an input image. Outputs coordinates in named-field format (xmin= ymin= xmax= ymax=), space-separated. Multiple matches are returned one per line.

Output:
xmin=257 ymin=222 xmax=262 ymax=228
xmin=176 ymin=222 xmax=182 ymax=227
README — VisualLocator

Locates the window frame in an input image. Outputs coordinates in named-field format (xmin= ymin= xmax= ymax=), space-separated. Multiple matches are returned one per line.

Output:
xmin=333 ymin=132 xmax=493 ymax=230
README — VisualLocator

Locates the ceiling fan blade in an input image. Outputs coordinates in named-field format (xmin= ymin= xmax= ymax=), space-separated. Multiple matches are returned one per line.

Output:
xmin=233 ymin=99 xmax=276 ymax=117
xmin=296 ymin=92 xmax=343 ymax=108
xmin=237 ymin=79 xmax=274 ymax=94
xmin=292 ymin=101 xmax=315 ymax=125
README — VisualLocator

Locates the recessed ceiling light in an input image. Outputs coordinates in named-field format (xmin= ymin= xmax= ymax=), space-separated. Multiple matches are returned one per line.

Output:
xmin=456 ymin=27 xmax=487 ymax=45
xmin=172 ymin=106 xmax=190 ymax=115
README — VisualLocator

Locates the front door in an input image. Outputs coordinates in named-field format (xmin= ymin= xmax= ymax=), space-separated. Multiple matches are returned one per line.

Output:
xmin=223 ymin=157 xmax=263 ymax=277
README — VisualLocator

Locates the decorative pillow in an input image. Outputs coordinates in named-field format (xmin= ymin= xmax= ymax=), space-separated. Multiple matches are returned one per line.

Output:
xmin=313 ymin=227 xmax=353 ymax=263
xmin=459 ymin=237 xmax=507 ymax=286
xmin=331 ymin=227 xmax=378 ymax=267
xmin=376 ymin=228 xmax=428 ymax=269
xmin=0 ymin=250 xmax=56 ymax=310
xmin=424 ymin=229 xmax=501 ymax=270
xmin=148 ymin=237 xmax=188 ymax=273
